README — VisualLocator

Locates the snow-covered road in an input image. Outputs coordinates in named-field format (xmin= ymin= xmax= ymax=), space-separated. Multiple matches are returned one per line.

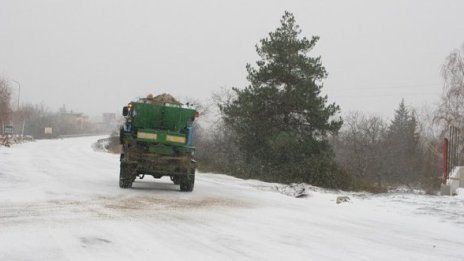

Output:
xmin=1 ymin=136 xmax=463 ymax=260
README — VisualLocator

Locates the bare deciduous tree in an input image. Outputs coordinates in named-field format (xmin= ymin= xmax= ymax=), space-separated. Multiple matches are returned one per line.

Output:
xmin=333 ymin=112 xmax=387 ymax=184
xmin=435 ymin=45 xmax=464 ymax=130
xmin=0 ymin=78 xmax=12 ymax=129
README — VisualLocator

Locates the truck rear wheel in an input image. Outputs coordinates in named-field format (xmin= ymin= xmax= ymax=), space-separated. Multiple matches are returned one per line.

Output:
xmin=179 ymin=169 xmax=195 ymax=192
xmin=119 ymin=162 xmax=135 ymax=188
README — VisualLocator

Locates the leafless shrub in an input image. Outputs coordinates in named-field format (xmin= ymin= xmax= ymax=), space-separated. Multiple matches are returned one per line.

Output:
xmin=333 ymin=112 xmax=387 ymax=185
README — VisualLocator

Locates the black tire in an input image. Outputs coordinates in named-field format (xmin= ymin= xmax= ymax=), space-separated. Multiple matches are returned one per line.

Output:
xmin=179 ymin=169 xmax=195 ymax=192
xmin=119 ymin=127 xmax=124 ymax=144
xmin=119 ymin=162 xmax=135 ymax=188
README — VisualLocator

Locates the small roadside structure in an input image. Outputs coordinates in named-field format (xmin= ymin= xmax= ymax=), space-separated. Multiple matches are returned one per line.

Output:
xmin=441 ymin=167 xmax=464 ymax=195
xmin=440 ymin=126 xmax=464 ymax=195
xmin=1 ymin=125 xmax=14 ymax=146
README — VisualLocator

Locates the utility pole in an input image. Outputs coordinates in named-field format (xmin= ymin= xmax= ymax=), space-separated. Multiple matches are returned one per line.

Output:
xmin=12 ymin=80 xmax=20 ymax=110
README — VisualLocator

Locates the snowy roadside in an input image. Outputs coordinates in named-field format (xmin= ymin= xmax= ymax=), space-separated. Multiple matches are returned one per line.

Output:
xmin=0 ymin=134 xmax=34 ymax=147
xmin=0 ymin=136 xmax=463 ymax=260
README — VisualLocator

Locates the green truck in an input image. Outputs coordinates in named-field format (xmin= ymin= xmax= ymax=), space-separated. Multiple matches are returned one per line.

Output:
xmin=119 ymin=94 xmax=198 ymax=191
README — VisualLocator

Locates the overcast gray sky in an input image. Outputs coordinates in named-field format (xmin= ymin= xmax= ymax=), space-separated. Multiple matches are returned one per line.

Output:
xmin=1 ymin=0 xmax=463 ymax=118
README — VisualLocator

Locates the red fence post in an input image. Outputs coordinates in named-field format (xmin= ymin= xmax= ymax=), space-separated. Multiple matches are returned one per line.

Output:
xmin=443 ymin=138 xmax=449 ymax=184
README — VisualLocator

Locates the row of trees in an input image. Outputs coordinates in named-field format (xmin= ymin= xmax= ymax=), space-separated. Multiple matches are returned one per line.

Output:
xmin=13 ymin=104 xmax=92 ymax=138
xmin=0 ymin=81 xmax=96 ymax=139
xmin=333 ymin=101 xmax=439 ymax=191
xmin=193 ymin=12 xmax=463 ymax=192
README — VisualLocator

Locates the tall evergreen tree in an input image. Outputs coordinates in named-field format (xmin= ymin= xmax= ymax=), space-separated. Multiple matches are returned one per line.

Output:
xmin=220 ymin=12 xmax=343 ymax=187
xmin=384 ymin=99 xmax=421 ymax=185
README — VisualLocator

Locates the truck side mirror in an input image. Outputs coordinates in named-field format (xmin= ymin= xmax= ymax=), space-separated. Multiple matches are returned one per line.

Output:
xmin=122 ymin=106 xmax=129 ymax=116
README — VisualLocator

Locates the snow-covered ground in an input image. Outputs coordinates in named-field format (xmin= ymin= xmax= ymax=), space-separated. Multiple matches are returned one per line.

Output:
xmin=1 ymin=136 xmax=463 ymax=260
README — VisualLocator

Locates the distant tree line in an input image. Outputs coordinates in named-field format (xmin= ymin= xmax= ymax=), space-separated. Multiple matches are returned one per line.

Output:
xmin=332 ymin=101 xmax=440 ymax=192
xmin=14 ymin=103 xmax=93 ymax=138
xmin=0 ymin=83 xmax=103 ymax=139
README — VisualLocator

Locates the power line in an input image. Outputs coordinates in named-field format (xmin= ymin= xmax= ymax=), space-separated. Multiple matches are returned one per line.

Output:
xmin=329 ymin=92 xmax=439 ymax=99
xmin=325 ymin=83 xmax=441 ymax=92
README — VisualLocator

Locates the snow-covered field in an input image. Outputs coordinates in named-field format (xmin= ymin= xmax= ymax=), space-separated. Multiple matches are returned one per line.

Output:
xmin=1 ymin=136 xmax=463 ymax=260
